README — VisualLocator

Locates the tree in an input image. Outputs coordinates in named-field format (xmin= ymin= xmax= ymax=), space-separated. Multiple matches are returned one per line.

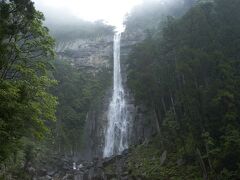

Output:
xmin=0 ymin=0 xmax=57 ymax=162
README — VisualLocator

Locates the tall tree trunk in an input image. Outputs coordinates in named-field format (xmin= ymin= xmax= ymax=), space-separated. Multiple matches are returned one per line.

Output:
xmin=170 ymin=91 xmax=176 ymax=117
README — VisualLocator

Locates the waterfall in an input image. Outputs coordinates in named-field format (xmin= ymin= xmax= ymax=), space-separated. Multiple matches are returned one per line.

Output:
xmin=103 ymin=33 xmax=129 ymax=157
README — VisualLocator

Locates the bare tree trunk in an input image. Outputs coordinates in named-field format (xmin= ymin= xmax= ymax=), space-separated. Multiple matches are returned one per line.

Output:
xmin=197 ymin=148 xmax=209 ymax=180
xmin=161 ymin=97 xmax=167 ymax=114
xmin=154 ymin=108 xmax=161 ymax=134
xmin=206 ymin=143 xmax=212 ymax=168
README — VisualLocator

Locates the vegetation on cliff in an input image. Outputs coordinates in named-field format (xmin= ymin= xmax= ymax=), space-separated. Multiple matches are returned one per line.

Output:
xmin=52 ymin=59 xmax=111 ymax=156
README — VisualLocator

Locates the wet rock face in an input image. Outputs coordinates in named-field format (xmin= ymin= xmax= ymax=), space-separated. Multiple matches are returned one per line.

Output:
xmin=81 ymin=88 xmax=112 ymax=161
xmin=120 ymin=31 xmax=158 ymax=146
xmin=73 ymin=150 xmax=131 ymax=180
xmin=56 ymin=36 xmax=113 ymax=73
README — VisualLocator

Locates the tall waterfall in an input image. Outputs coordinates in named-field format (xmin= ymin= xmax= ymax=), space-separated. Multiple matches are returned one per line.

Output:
xmin=103 ymin=33 xmax=129 ymax=157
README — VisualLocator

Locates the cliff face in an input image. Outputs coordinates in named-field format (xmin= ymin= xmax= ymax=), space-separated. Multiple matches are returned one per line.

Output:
xmin=80 ymin=30 xmax=157 ymax=161
xmin=81 ymin=87 xmax=112 ymax=160
xmin=56 ymin=35 xmax=113 ymax=73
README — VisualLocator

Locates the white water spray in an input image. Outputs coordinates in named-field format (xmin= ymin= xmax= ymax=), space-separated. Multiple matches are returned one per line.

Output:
xmin=103 ymin=33 xmax=129 ymax=157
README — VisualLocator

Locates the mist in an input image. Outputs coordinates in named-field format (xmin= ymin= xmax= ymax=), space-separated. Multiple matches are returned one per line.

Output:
xmin=33 ymin=0 xmax=143 ymax=28
xmin=33 ymin=0 xmax=196 ymax=30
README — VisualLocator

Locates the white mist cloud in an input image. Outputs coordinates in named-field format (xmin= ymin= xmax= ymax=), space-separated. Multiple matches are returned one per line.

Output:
xmin=33 ymin=0 xmax=143 ymax=27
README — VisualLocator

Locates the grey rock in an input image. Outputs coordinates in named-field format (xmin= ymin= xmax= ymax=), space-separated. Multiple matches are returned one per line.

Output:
xmin=160 ymin=150 xmax=167 ymax=166
xmin=63 ymin=173 xmax=73 ymax=180
xmin=38 ymin=168 xmax=47 ymax=177
xmin=45 ymin=175 xmax=52 ymax=180
xmin=47 ymin=170 xmax=56 ymax=176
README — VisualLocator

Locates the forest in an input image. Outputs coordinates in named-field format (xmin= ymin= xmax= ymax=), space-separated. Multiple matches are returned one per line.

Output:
xmin=126 ymin=0 xmax=240 ymax=179
xmin=0 ymin=0 xmax=240 ymax=179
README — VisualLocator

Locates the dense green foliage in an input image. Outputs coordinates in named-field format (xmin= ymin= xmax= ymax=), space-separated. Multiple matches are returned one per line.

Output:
xmin=127 ymin=0 xmax=240 ymax=179
xmin=0 ymin=0 xmax=59 ymax=179
xmin=128 ymin=137 xmax=202 ymax=179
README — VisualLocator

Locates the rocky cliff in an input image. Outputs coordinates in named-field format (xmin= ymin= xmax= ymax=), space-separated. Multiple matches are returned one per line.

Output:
xmin=56 ymin=35 xmax=113 ymax=73
xmin=52 ymin=26 xmax=158 ymax=163
xmin=81 ymin=87 xmax=112 ymax=161
xmin=79 ymin=29 xmax=158 ymax=162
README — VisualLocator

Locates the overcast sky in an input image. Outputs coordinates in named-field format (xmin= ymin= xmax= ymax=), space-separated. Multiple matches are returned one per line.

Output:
xmin=33 ymin=0 xmax=145 ymax=28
